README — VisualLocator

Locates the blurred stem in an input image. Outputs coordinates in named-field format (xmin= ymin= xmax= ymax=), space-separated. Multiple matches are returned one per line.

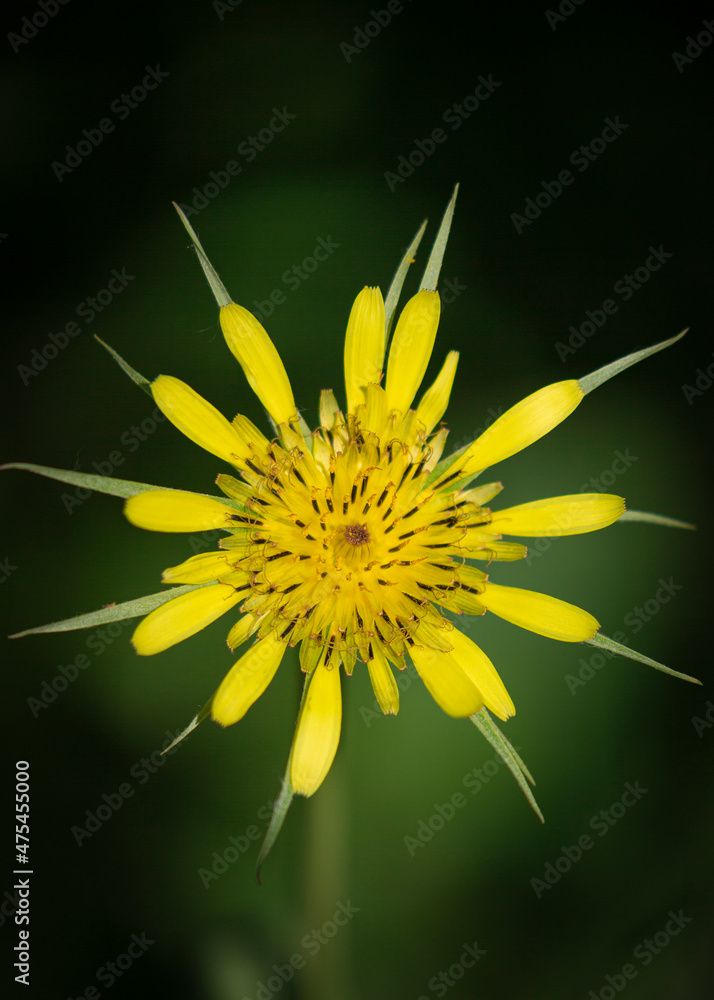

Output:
xmin=299 ymin=752 xmax=352 ymax=1000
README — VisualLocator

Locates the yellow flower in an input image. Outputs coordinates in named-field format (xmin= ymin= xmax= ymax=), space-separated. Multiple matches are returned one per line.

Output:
xmin=5 ymin=187 xmax=698 ymax=873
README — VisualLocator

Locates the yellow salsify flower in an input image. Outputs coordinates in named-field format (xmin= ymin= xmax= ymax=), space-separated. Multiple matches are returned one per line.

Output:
xmin=5 ymin=187 xmax=699 ymax=875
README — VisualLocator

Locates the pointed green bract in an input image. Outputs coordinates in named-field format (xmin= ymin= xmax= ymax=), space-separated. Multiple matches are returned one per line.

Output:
xmin=586 ymin=632 xmax=701 ymax=684
xmin=384 ymin=219 xmax=427 ymax=338
xmin=1 ymin=462 xmax=164 ymax=499
xmin=423 ymin=439 xmax=471 ymax=488
xmin=173 ymin=201 xmax=232 ymax=308
xmin=9 ymin=584 xmax=208 ymax=638
xmin=161 ymin=698 xmax=213 ymax=756
xmin=256 ymin=669 xmax=315 ymax=881
xmin=619 ymin=509 xmax=695 ymax=530
xmin=420 ymin=184 xmax=459 ymax=292
xmin=256 ymin=774 xmax=295 ymax=884
xmin=94 ymin=335 xmax=152 ymax=396
xmin=471 ymin=708 xmax=544 ymax=822
xmin=578 ymin=330 xmax=687 ymax=395
xmin=1 ymin=463 xmax=241 ymax=509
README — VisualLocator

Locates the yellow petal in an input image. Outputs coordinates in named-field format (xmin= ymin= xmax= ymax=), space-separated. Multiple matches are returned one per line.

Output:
xmin=124 ymin=490 xmax=234 ymax=532
xmin=132 ymin=583 xmax=242 ymax=655
xmin=226 ymin=613 xmax=260 ymax=651
xmin=319 ymin=389 xmax=341 ymax=430
xmin=410 ymin=642 xmax=484 ymax=718
xmin=152 ymin=375 xmax=251 ymax=466
xmin=491 ymin=493 xmax=625 ymax=536
xmin=416 ymin=351 xmax=459 ymax=433
xmin=367 ymin=646 xmax=399 ymax=715
xmin=385 ymin=290 xmax=441 ymax=414
xmin=459 ymin=381 xmax=584 ymax=475
xmin=211 ymin=632 xmax=285 ymax=725
xmin=343 ymin=287 xmax=386 ymax=414
xmin=362 ymin=383 xmax=389 ymax=439
xmin=483 ymin=583 xmax=599 ymax=642
xmin=446 ymin=628 xmax=515 ymax=721
xmin=290 ymin=660 xmax=342 ymax=797
xmin=232 ymin=413 xmax=271 ymax=454
xmin=220 ymin=303 xmax=295 ymax=425
xmin=162 ymin=551 xmax=241 ymax=584
xmin=468 ymin=541 xmax=528 ymax=561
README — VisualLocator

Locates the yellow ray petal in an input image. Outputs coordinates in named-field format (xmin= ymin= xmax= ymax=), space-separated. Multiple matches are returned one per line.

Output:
xmin=490 ymin=493 xmax=625 ymax=536
xmin=343 ymin=287 xmax=386 ymax=414
xmin=367 ymin=646 xmax=399 ymax=715
xmin=290 ymin=660 xmax=343 ymax=797
xmin=468 ymin=541 xmax=528 ymax=561
xmin=124 ymin=490 xmax=234 ymax=532
xmin=220 ymin=303 xmax=296 ymax=425
xmin=232 ymin=413 xmax=271 ymax=454
xmin=410 ymin=642 xmax=484 ymax=718
xmin=360 ymin=382 xmax=390 ymax=439
xmin=447 ymin=628 xmax=515 ymax=721
xmin=162 ymin=551 xmax=241 ymax=584
xmin=211 ymin=632 xmax=285 ymax=725
xmin=226 ymin=613 xmax=261 ymax=651
xmin=459 ymin=381 xmax=584 ymax=475
xmin=152 ymin=375 xmax=251 ymax=466
xmin=132 ymin=583 xmax=242 ymax=655
xmin=385 ymin=290 xmax=441 ymax=414
xmin=416 ymin=351 xmax=459 ymax=433
xmin=483 ymin=583 xmax=599 ymax=642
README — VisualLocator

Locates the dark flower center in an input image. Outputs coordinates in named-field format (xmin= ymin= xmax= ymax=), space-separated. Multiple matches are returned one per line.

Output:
xmin=344 ymin=523 xmax=371 ymax=546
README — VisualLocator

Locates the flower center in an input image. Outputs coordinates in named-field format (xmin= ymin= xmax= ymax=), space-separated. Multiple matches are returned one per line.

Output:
xmin=220 ymin=415 xmax=491 ymax=666
xmin=344 ymin=523 xmax=370 ymax=546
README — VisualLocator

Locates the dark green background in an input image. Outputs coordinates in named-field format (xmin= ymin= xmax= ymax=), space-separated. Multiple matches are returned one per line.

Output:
xmin=1 ymin=2 xmax=712 ymax=998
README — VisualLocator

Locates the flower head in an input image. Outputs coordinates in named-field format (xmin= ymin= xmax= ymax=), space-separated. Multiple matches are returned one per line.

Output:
xmin=6 ymin=187 xmax=698 ymax=874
